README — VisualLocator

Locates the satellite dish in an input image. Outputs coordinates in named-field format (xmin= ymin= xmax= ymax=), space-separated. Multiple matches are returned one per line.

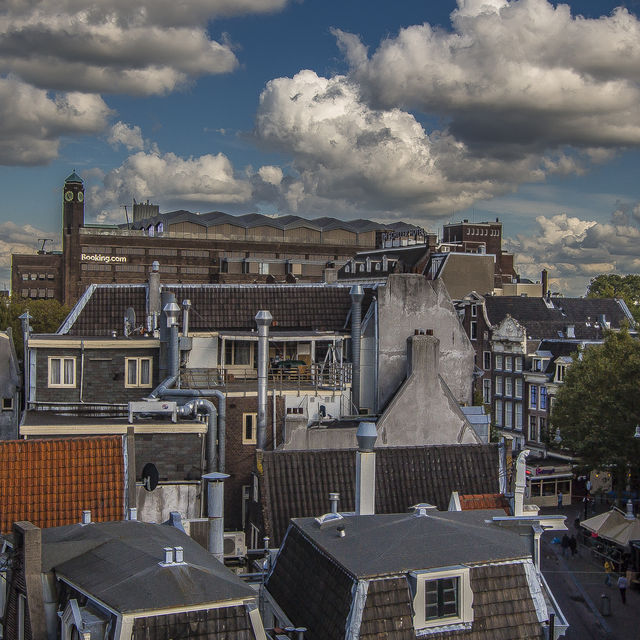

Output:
xmin=141 ymin=462 xmax=159 ymax=491
xmin=124 ymin=307 xmax=136 ymax=337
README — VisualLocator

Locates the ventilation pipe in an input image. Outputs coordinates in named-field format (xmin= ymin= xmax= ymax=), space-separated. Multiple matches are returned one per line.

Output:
xmin=329 ymin=492 xmax=340 ymax=514
xmin=149 ymin=376 xmax=226 ymax=472
xmin=178 ymin=398 xmax=219 ymax=472
xmin=182 ymin=299 xmax=191 ymax=338
xmin=159 ymin=291 xmax=177 ymax=380
xmin=148 ymin=261 xmax=161 ymax=330
xmin=255 ymin=310 xmax=273 ymax=450
xmin=164 ymin=300 xmax=180 ymax=379
xmin=203 ymin=472 xmax=229 ymax=562
xmin=513 ymin=449 xmax=530 ymax=517
xmin=355 ymin=421 xmax=377 ymax=515
xmin=19 ymin=311 xmax=32 ymax=412
xmin=350 ymin=285 xmax=364 ymax=413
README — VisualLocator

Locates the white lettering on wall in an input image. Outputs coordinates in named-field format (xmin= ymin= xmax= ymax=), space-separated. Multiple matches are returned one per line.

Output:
xmin=81 ymin=253 xmax=127 ymax=263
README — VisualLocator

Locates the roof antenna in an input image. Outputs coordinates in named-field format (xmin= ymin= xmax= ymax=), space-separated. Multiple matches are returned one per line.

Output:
xmin=121 ymin=204 xmax=131 ymax=229
xmin=37 ymin=238 xmax=53 ymax=254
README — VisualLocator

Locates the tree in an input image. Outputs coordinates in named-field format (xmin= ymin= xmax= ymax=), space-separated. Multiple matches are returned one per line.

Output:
xmin=587 ymin=273 xmax=640 ymax=323
xmin=0 ymin=297 xmax=70 ymax=359
xmin=552 ymin=329 xmax=640 ymax=500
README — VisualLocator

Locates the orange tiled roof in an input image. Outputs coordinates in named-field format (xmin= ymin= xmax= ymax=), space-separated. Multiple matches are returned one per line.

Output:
xmin=0 ymin=436 xmax=125 ymax=534
xmin=458 ymin=493 xmax=510 ymax=514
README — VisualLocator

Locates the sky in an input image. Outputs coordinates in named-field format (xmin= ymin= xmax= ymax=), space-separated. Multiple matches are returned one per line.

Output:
xmin=1 ymin=0 xmax=640 ymax=296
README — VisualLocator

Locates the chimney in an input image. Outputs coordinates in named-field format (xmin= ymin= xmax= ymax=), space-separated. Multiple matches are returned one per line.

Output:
xmin=203 ymin=472 xmax=230 ymax=562
xmin=566 ymin=325 xmax=575 ymax=338
xmin=355 ymin=422 xmax=377 ymax=515
xmin=324 ymin=267 xmax=338 ymax=283
xmin=182 ymin=299 xmax=191 ymax=337
xmin=163 ymin=547 xmax=174 ymax=564
xmin=164 ymin=300 xmax=180 ymax=378
xmin=513 ymin=449 xmax=530 ymax=517
xmin=148 ymin=261 xmax=161 ymax=322
xmin=541 ymin=269 xmax=548 ymax=297
xmin=81 ymin=510 xmax=91 ymax=525
xmin=127 ymin=507 xmax=137 ymax=521
xmin=350 ymin=285 xmax=364 ymax=413
xmin=159 ymin=290 xmax=177 ymax=379
xmin=174 ymin=546 xmax=184 ymax=563
xmin=329 ymin=492 xmax=340 ymax=514
xmin=255 ymin=310 xmax=273 ymax=450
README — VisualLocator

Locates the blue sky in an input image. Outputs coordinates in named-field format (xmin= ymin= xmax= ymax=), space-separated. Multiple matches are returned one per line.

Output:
xmin=1 ymin=0 xmax=639 ymax=295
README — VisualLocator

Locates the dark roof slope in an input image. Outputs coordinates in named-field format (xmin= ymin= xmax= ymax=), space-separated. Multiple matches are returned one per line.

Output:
xmin=62 ymin=283 xmax=375 ymax=336
xmin=485 ymin=296 xmax=631 ymax=340
xmin=0 ymin=436 xmax=124 ymax=534
xmin=44 ymin=520 xmax=255 ymax=613
xmin=260 ymin=444 xmax=500 ymax=544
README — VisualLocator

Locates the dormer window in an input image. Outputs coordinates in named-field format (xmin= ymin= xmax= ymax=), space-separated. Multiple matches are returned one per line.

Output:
xmin=410 ymin=566 xmax=473 ymax=631
xmin=556 ymin=364 xmax=566 ymax=382
xmin=533 ymin=359 xmax=542 ymax=372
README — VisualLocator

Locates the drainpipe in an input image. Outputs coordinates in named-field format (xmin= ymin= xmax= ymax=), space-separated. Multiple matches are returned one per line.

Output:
xmin=355 ymin=421 xmax=377 ymax=515
xmin=203 ymin=472 xmax=229 ymax=562
xmin=18 ymin=311 xmax=32 ymax=412
xmin=149 ymin=376 xmax=226 ymax=472
xmin=255 ymin=310 xmax=272 ymax=451
xmin=179 ymin=398 xmax=218 ymax=473
xmin=350 ymin=285 xmax=364 ymax=413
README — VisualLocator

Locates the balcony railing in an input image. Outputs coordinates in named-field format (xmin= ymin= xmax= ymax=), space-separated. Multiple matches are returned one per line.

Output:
xmin=180 ymin=362 xmax=352 ymax=391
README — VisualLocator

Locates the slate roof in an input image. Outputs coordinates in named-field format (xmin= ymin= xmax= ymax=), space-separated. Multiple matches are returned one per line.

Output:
xmin=337 ymin=245 xmax=431 ymax=279
xmin=60 ymin=283 xmax=375 ymax=336
xmin=266 ymin=515 xmax=543 ymax=640
xmin=484 ymin=296 xmax=632 ymax=340
xmin=43 ymin=520 xmax=256 ymax=614
xmin=0 ymin=436 xmax=125 ymax=534
xmin=260 ymin=444 xmax=500 ymax=544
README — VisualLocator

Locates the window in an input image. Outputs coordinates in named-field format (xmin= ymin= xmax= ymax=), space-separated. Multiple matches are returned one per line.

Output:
xmin=225 ymin=341 xmax=252 ymax=366
xmin=515 ymin=378 xmax=523 ymax=399
xmin=504 ymin=377 xmax=512 ymax=397
xmin=495 ymin=354 xmax=503 ymax=370
xmin=515 ymin=402 xmax=522 ymax=429
xmin=483 ymin=351 xmax=491 ymax=370
xmin=505 ymin=401 xmax=513 ymax=428
xmin=125 ymin=357 xmax=152 ymax=388
xmin=470 ymin=321 xmax=477 ymax=340
xmin=1 ymin=397 xmax=13 ymax=410
xmin=494 ymin=399 xmax=503 ymax=426
xmin=48 ymin=357 xmax=76 ymax=387
xmin=529 ymin=416 xmax=538 ymax=441
xmin=556 ymin=364 xmax=566 ymax=382
xmin=539 ymin=417 xmax=547 ymax=441
xmin=495 ymin=376 xmax=503 ymax=396
xmin=243 ymin=413 xmax=257 ymax=445
xmin=533 ymin=358 xmax=542 ymax=372
xmin=529 ymin=384 xmax=538 ymax=409
xmin=410 ymin=566 xmax=473 ymax=630
xmin=471 ymin=304 xmax=477 ymax=317
xmin=482 ymin=379 xmax=491 ymax=404
xmin=514 ymin=356 xmax=522 ymax=372
xmin=504 ymin=356 xmax=513 ymax=371
xmin=540 ymin=386 xmax=547 ymax=410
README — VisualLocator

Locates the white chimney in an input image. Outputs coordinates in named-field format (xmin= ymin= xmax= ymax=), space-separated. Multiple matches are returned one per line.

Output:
xmin=513 ymin=449 xmax=530 ymax=517
xmin=128 ymin=507 xmax=137 ymax=521
xmin=81 ymin=510 xmax=91 ymax=525
xmin=174 ymin=546 xmax=184 ymax=563
xmin=163 ymin=547 xmax=174 ymax=564
xmin=355 ymin=422 xmax=377 ymax=515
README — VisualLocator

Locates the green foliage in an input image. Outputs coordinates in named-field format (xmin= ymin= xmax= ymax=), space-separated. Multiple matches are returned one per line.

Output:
xmin=552 ymin=329 xmax=640 ymax=490
xmin=0 ymin=297 xmax=70 ymax=359
xmin=587 ymin=273 xmax=640 ymax=322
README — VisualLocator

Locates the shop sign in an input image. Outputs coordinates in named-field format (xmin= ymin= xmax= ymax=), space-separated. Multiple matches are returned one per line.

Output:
xmin=81 ymin=253 xmax=127 ymax=264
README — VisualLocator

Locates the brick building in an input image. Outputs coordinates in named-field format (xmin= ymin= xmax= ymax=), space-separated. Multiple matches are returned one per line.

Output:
xmin=11 ymin=172 xmax=416 ymax=306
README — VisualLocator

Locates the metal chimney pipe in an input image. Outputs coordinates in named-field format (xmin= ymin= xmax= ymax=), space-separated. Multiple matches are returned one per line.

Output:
xmin=164 ymin=301 xmax=180 ymax=379
xmin=148 ymin=260 xmax=161 ymax=317
xmin=350 ymin=285 xmax=364 ymax=413
xmin=255 ymin=310 xmax=273 ymax=450
xmin=329 ymin=492 xmax=340 ymax=514
xmin=182 ymin=299 xmax=191 ymax=337
xmin=203 ymin=472 xmax=230 ymax=562
xmin=19 ymin=311 xmax=32 ymax=412
xmin=159 ymin=291 xmax=176 ymax=380
xmin=355 ymin=422 xmax=377 ymax=516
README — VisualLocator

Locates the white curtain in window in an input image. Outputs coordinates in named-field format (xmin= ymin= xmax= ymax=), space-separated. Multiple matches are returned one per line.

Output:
xmin=50 ymin=359 xmax=61 ymax=385
xmin=63 ymin=358 xmax=74 ymax=385
xmin=140 ymin=359 xmax=150 ymax=385
xmin=127 ymin=359 xmax=138 ymax=385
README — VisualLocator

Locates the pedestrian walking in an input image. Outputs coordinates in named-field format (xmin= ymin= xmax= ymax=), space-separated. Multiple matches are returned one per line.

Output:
xmin=604 ymin=559 xmax=614 ymax=587
xmin=561 ymin=534 xmax=570 ymax=557
xmin=569 ymin=535 xmax=577 ymax=556
xmin=618 ymin=574 xmax=628 ymax=604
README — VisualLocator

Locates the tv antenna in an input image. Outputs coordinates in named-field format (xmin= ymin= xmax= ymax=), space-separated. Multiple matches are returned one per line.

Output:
xmin=37 ymin=238 xmax=53 ymax=254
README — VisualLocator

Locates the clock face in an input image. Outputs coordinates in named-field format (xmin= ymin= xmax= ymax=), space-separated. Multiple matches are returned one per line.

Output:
xmin=77 ymin=191 xmax=84 ymax=202
xmin=64 ymin=190 xmax=74 ymax=202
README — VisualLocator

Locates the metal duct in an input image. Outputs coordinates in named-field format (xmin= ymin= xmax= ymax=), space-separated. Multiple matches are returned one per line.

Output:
xmin=149 ymin=376 xmax=227 ymax=471
xmin=182 ymin=299 xmax=191 ymax=338
xmin=350 ymin=285 xmax=364 ymax=413
xmin=159 ymin=291 xmax=176 ymax=380
xmin=203 ymin=472 xmax=229 ymax=562
xmin=164 ymin=301 xmax=180 ymax=379
xmin=355 ymin=421 xmax=377 ymax=516
xmin=178 ymin=398 xmax=219 ymax=473
xmin=255 ymin=310 xmax=273 ymax=450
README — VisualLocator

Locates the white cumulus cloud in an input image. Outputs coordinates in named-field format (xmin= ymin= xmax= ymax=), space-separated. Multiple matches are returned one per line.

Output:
xmin=108 ymin=121 xmax=145 ymax=151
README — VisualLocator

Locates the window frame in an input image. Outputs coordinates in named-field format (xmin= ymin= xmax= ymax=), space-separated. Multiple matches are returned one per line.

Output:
xmin=495 ymin=375 xmax=503 ymax=396
xmin=540 ymin=386 xmax=547 ymax=410
xmin=124 ymin=357 xmax=153 ymax=388
xmin=1 ymin=397 xmax=13 ymax=410
xmin=410 ymin=565 xmax=473 ymax=631
xmin=515 ymin=378 xmax=523 ymax=399
xmin=530 ymin=384 xmax=538 ymax=409
xmin=242 ymin=412 xmax=258 ymax=445
xmin=483 ymin=351 xmax=491 ymax=370
xmin=48 ymin=356 xmax=76 ymax=388
xmin=482 ymin=379 xmax=491 ymax=404
xmin=495 ymin=354 xmax=503 ymax=370
xmin=470 ymin=321 xmax=477 ymax=341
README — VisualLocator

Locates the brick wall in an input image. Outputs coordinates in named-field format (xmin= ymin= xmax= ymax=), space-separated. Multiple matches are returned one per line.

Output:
xmin=135 ymin=432 xmax=203 ymax=482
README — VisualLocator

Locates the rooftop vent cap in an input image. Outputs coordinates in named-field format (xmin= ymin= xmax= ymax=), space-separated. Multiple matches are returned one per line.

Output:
xmin=255 ymin=309 xmax=273 ymax=327
xmin=337 ymin=526 xmax=346 ymax=538
xmin=356 ymin=421 xmax=377 ymax=452
xmin=349 ymin=284 xmax=364 ymax=303
xmin=410 ymin=503 xmax=437 ymax=517
xmin=163 ymin=301 xmax=180 ymax=327
xmin=81 ymin=510 xmax=91 ymax=525
xmin=315 ymin=512 xmax=344 ymax=528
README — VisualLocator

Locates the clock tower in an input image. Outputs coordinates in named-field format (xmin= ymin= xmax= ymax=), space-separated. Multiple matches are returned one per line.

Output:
xmin=62 ymin=170 xmax=85 ymax=305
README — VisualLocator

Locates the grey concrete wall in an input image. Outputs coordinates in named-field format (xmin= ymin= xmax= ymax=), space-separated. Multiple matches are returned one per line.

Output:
xmin=136 ymin=482 xmax=200 ymax=523
xmin=441 ymin=253 xmax=495 ymax=299
xmin=377 ymin=275 xmax=474 ymax=409
xmin=376 ymin=335 xmax=479 ymax=446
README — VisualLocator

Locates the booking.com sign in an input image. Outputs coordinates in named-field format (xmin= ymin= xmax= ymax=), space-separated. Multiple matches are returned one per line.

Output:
xmin=81 ymin=253 xmax=127 ymax=263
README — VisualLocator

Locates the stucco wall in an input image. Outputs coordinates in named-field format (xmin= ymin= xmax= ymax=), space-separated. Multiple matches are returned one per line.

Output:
xmin=376 ymin=275 xmax=474 ymax=409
